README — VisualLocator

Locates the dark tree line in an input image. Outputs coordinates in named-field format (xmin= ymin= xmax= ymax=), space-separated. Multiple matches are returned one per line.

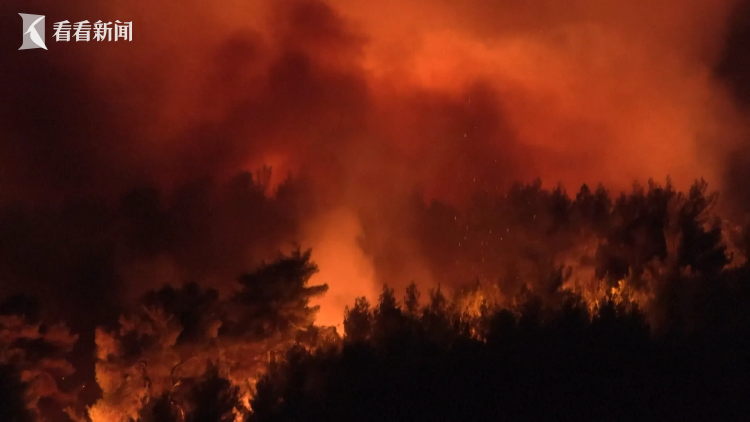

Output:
xmin=250 ymin=283 xmax=750 ymax=422
xmin=249 ymin=178 xmax=750 ymax=421
xmin=360 ymin=178 xmax=733 ymax=300
xmin=1 ymin=176 xmax=750 ymax=421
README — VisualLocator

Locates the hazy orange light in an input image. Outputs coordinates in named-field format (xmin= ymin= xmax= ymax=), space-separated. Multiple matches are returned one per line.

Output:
xmin=304 ymin=208 xmax=378 ymax=329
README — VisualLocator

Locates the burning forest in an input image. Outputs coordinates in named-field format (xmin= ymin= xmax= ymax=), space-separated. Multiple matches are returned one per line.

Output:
xmin=2 ymin=0 xmax=750 ymax=420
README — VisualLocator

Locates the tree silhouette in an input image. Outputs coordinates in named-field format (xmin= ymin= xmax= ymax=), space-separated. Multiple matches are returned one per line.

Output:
xmin=343 ymin=297 xmax=372 ymax=343
xmin=90 ymin=248 xmax=328 ymax=420
xmin=251 ymin=277 xmax=750 ymax=421
xmin=184 ymin=365 xmax=241 ymax=422
xmin=3 ymin=174 xmax=750 ymax=421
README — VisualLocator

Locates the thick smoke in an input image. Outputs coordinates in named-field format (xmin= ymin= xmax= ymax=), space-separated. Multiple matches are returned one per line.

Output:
xmin=718 ymin=0 xmax=750 ymax=213
xmin=1 ymin=0 xmax=749 ymax=333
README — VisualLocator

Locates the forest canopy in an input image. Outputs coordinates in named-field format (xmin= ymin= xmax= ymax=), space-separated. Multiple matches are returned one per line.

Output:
xmin=1 ymin=175 xmax=749 ymax=421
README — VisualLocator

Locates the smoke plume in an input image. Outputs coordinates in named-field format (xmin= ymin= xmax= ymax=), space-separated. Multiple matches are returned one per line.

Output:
xmin=1 ymin=0 xmax=749 ymax=330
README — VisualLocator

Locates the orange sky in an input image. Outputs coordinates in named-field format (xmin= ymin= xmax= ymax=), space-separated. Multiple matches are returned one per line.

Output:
xmin=2 ymin=0 xmax=750 ymax=326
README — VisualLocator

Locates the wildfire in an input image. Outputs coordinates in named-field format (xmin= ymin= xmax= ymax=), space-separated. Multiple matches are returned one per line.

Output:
xmin=1 ymin=0 xmax=749 ymax=419
xmin=304 ymin=208 xmax=378 ymax=328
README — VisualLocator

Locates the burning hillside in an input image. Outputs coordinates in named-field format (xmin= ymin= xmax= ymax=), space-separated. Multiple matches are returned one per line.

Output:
xmin=2 ymin=0 xmax=750 ymax=420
